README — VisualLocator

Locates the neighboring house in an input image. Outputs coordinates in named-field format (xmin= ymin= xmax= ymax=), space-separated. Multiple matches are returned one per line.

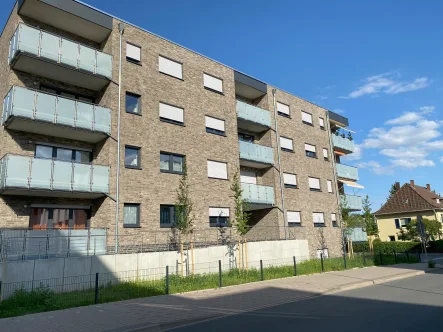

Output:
xmin=0 ymin=0 xmax=361 ymax=257
xmin=375 ymin=181 xmax=443 ymax=242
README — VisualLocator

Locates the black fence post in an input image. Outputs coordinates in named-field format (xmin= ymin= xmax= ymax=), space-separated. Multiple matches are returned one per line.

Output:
xmin=293 ymin=256 xmax=297 ymax=276
xmin=320 ymin=253 xmax=324 ymax=273
xmin=379 ymin=251 xmax=383 ymax=265
xmin=218 ymin=260 xmax=222 ymax=288
xmin=343 ymin=252 xmax=347 ymax=269
xmin=406 ymin=251 xmax=409 ymax=263
xmin=394 ymin=250 xmax=397 ymax=264
xmin=417 ymin=250 xmax=421 ymax=263
xmin=363 ymin=252 xmax=366 ymax=266
xmin=260 ymin=260 xmax=264 ymax=281
xmin=165 ymin=266 xmax=169 ymax=295
xmin=94 ymin=273 xmax=99 ymax=304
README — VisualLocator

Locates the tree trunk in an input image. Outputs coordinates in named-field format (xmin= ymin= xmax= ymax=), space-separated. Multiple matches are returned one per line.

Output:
xmin=244 ymin=239 xmax=248 ymax=271
xmin=180 ymin=239 xmax=184 ymax=277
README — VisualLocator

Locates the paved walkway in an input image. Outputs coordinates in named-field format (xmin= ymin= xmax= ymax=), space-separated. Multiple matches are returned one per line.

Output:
xmin=0 ymin=263 xmax=433 ymax=332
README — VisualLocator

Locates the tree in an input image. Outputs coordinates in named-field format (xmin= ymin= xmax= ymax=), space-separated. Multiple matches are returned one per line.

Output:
xmin=387 ymin=183 xmax=398 ymax=200
xmin=174 ymin=161 xmax=195 ymax=275
xmin=230 ymin=171 xmax=250 ymax=269
xmin=397 ymin=218 xmax=442 ymax=247
xmin=340 ymin=197 xmax=363 ymax=258
xmin=361 ymin=195 xmax=378 ymax=253
xmin=316 ymin=226 xmax=328 ymax=258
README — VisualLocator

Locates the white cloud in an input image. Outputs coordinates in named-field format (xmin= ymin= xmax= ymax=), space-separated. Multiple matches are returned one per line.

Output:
xmin=440 ymin=156 xmax=443 ymax=163
xmin=355 ymin=161 xmax=394 ymax=175
xmin=342 ymin=73 xmax=430 ymax=99
xmin=422 ymin=140 xmax=443 ymax=150
xmin=390 ymin=158 xmax=435 ymax=168
xmin=342 ymin=144 xmax=363 ymax=161
xmin=380 ymin=147 xmax=427 ymax=159
xmin=385 ymin=112 xmax=423 ymax=125
xmin=419 ymin=106 xmax=435 ymax=114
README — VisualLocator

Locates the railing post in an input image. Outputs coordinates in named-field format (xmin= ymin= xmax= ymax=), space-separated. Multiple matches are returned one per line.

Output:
xmin=343 ymin=252 xmax=347 ymax=269
xmin=293 ymin=256 xmax=297 ymax=276
xmin=218 ymin=260 xmax=222 ymax=288
xmin=417 ymin=250 xmax=421 ymax=263
xmin=94 ymin=272 xmax=99 ymax=304
xmin=165 ymin=265 xmax=169 ymax=295
xmin=260 ymin=260 xmax=264 ymax=281
xmin=363 ymin=252 xmax=366 ymax=265
xmin=406 ymin=251 xmax=409 ymax=263
xmin=320 ymin=253 xmax=324 ymax=273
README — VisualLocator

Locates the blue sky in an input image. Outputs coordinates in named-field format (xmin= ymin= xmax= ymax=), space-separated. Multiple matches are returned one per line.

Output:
xmin=2 ymin=0 xmax=442 ymax=209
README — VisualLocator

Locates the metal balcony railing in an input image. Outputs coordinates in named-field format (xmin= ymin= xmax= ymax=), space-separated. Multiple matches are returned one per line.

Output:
xmin=239 ymin=141 xmax=274 ymax=165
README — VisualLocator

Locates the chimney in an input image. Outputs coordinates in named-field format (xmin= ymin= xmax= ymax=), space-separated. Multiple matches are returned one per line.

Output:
xmin=426 ymin=184 xmax=431 ymax=191
xmin=395 ymin=182 xmax=400 ymax=190
xmin=410 ymin=180 xmax=415 ymax=186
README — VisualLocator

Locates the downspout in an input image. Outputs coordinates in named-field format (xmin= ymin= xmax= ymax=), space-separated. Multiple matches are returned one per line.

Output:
xmin=272 ymin=89 xmax=287 ymax=240
xmin=115 ymin=22 xmax=124 ymax=254
xmin=326 ymin=112 xmax=346 ymax=254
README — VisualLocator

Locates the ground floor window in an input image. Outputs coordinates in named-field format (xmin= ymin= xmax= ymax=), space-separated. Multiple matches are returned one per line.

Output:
xmin=160 ymin=205 xmax=176 ymax=227
xmin=389 ymin=235 xmax=396 ymax=242
xmin=29 ymin=207 xmax=90 ymax=229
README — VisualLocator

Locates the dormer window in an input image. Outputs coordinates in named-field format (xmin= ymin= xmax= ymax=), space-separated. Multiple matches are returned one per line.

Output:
xmin=436 ymin=198 xmax=440 ymax=204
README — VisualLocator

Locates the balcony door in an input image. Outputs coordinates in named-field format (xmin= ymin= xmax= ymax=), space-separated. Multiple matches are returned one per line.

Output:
xmin=240 ymin=169 xmax=257 ymax=184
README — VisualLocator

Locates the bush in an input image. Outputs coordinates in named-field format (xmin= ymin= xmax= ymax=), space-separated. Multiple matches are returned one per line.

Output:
xmin=428 ymin=260 xmax=436 ymax=268
xmin=428 ymin=240 xmax=443 ymax=253
xmin=353 ymin=241 xmax=421 ymax=253
xmin=353 ymin=242 xmax=369 ymax=252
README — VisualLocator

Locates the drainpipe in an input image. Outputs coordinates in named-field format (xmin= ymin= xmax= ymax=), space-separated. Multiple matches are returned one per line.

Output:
xmin=115 ymin=22 xmax=125 ymax=254
xmin=272 ymin=89 xmax=287 ymax=240
xmin=326 ymin=112 xmax=346 ymax=254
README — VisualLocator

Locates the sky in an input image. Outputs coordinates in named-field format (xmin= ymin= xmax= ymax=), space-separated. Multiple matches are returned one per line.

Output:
xmin=2 ymin=0 xmax=442 ymax=210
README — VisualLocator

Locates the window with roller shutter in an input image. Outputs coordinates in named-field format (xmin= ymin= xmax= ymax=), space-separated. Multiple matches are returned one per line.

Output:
xmin=207 ymin=160 xmax=228 ymax=179
xmin=280 ymin=136 xmax=293 ymax=152
xmin=313 ymin=212 xmax=325 ymax=227
xmin=323 ymin=148 xmax=329 ymax=161
xmin=302 ymin=111 xmax=313 ymax=125
xmin=277 ymin=102 xmax=290 ymax=117
xmin=159 ymin=102 xmax=184 ymax=125
xmin=287 ymin=211 xmax=301 ymax=227
xmin=319 ymin=117 xmax=325 ymax=129
xmin=205 ymin=116 xmax=225 ymax=136
xmin=209 ymin=207 xmax=230 ymax=227
xmin=309 ymin=177 xmax=321 ymax=191
xmin=283 ymin=173 xmax=297 ymax=188
xmin=159 ymin=56 xmax=182 ymax=80
xmin=204 ymin=73 xmax=223 ymax=94
xmin=126 ymin=42 xmax=141 ymax=63
xmin=305 ymin=143 xmax=316 ymax=158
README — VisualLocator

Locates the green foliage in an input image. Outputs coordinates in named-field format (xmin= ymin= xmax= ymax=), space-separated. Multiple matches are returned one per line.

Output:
xmin=387 ymin=183 xmax=398 ymax=200
xmin=353 ymin=241 xmax=421 ymax=253
xmin=174 ymin=161 xmax=194 ymax=235
xmin=397 ymin=218 xmax=442 ymax=246
xmin=428 ymin=260 xmax=436 ymax=268
xmin=341 ymin=197 xmax=363 ymax=238
xmin=347 ymin=131 xmax=353 ymax=141
xmin=352 ymin=242 xmax=370 ymax=252
xmin=230 ymin=171 xmax=250 ymax=237
xmin=361 ymin=195 xmax=378 ymax=237
xmin=428 ymin=239 xmax=443 ymax=253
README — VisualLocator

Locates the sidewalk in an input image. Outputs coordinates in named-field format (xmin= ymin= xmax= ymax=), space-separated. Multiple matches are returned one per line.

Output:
xmin=0 ymin=263 xmax=431 ymax=332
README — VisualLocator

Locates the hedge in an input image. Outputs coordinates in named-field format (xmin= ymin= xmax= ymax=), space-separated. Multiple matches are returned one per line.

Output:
xmin=428 ymin=240 xmax=443 ymax=253
xmin=353 ymin=241 xmax=421 ymax=254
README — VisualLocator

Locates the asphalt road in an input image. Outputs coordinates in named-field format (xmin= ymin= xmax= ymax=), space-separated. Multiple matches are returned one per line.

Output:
xmin=168 ymin=269 xmax=443 ymax=332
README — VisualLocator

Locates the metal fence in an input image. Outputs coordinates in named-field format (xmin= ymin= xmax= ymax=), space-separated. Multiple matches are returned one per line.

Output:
xmin=0 ymin=226 xmax=299 ymax=262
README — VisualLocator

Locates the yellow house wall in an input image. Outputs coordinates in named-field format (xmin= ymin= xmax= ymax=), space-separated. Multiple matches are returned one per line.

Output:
xmin=377 ymin=211 xmax=437 ymax=241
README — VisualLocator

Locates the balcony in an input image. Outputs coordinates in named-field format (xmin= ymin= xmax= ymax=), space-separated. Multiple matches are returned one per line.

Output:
xmin=0 ymin=155 xmax=110 ymax=199
xmin=332 ymin=135 xmax=355 ymax=154
xmin=9 ymin=24 xmax=112 ymax=91
xmin=340 ymin=194 xmax=363 ymax=211
xmin=3 ymin=86 xmax=111 ymax=143
xmin=236 ymin=100 xmax=271 ymax=132
xmin=241 ymin=183 xmax=274 ymax=210
xmin=336 ymin=164 xmax=359 ymax=181
xmin=239 ymin=141 xmax=274 ymax=168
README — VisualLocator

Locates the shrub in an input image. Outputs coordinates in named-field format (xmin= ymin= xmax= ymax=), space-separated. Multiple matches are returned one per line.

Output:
xmin=428 ymin=260 xmax=436 ymax=268
xmin=428 ymin=240 xmax=443 ymax=253
xmin=353 ymin=242 xmax=369 ymax=252
xmin=353 ymin=241 xmax=421 ymax=253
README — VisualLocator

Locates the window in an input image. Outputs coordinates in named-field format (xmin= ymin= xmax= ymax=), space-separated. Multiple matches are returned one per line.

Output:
xmin=160 ymin=152 xmax=184 ymax=174
xmin=159 ymin=102 xmax=184 ymax=125
xmin=327 ymin=180 xmax=333 ymax=193
xmin=125 ymin=146 xmax=140 ymax=169
xmin=309 ymin=177 xmax=321 ymax=191
xmin=305 ymin=144 xmax=316 ymax=158
xmin=323 ymin=148 xmax=329 ymax=161
xmin=287 ymin=211 xmax=301 ymax=227
xmin=160 ymin=205 xmax=175 ymax=227
xmin=283 ymin=173 xmax=297 ymax=188
xmin=207 ymin=160 xmax=228 ymax=179
xmin=436 ymin=198 xmax=440 ymax=204
xmin=399 ymin=218 xmax=411 ymax=228
xmin=277 ymin=102 xmax=290 ymax=117
xmin=123 ymin=204 xmax=140 ymax=228
xmin=205 ymin=116 xmax=225 ymax=136
xmin=240 ymin=169 xmax=257 ymax=184
xmin=331 ymin=213 xmax=338 ymax=227
xmin=29 ymin=207 xmax=90 ymax=229
xmin=126 ymin=42 xmax=141 ymax=63
xmin=125 ymin=92 xmax=141 ymax=114
xmin=159 ymin=55 xmax=183 ymax=79
xmin=239 ymin=133 xmax=254 ymax=142
xmin=302 ymin=111 xmax=313 ymax=125
xmin=395 ymin=219 xmax=400 ymax=229
xmin=319 ymin=117 xmax=325 ymax=129
xmin=313 ymin=212 xmax=325 ymax=227
xmin=40 ymin=85 xmax=94 ymax=103
xmin=204 ymin=73 xmax=223 ymax=94
xmin=389 ymin=236 xmax=396 ymax=242
xmin=209 ymin=207 xmax=230 ymax=227
xmin=35 ymin=144 xmax=92 ymax=163
xmin=280 ymin=136 xmax=293 ymax=152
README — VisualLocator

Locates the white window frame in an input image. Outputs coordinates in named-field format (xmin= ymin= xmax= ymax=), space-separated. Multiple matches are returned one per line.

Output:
xmin=309 ymin=177 xmax=321 ymax=191
xmin=319 ymin=117 xmax=325 ymax=129
xmin=287 ymin=211 xmax=301 ymax=226
xmin=313 ymin=212 xmax=325 ymax=226
xmin=203 ymin=73 xmax=223 ymax=94
xmin=327 ymin=180 xmax=333 ymax=193
xmin=159 ymin=102 xmax=184 ymax=125
xmin=277 ymin=102 xmax=290 ymax=117
xmin=207 ymin=160 xmax=228 ymax=180
xmin=331 ymin=213 xmax=338 ymax=227
xmin=302 ymin=111 xmax=313 ymax=125
xmin=283 ymin=172 xmax=297 ymax=188
xmin=126 ymin=42 xmax=141 ymax=63
xmin=280 ymin=136 xmax=293 ymax=151
xmin=305 ymin=143 xmax=317 ymax=158
xmin=159 ymin=55 xmax=183 ymax=80
xmin=323 ymin=148 xmax=329 ymax=160
xmin=205 ymin=116 xmax=225 ymax=135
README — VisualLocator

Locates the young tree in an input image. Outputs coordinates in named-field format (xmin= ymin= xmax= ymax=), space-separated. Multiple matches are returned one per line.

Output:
xmin=340 ymin=197 xmax=363 ymax=258
xmin=397 ymin=218 xmax=442 ymax=247
xmin=174 ymin=161 xmax=195 ymax=275
xmin=230 ymin=171 xmax=250 ymax=269
xmin=316 ymin=226 xmax=328 ymax=258
xmin=387 ymin=183 xmax=398 ymax=200
xmin=361 ymin=195 xmax=378 ymax=253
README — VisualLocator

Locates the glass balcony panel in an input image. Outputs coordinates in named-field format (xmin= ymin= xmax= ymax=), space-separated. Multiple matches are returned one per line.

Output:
xmin=72 ymin=163 xmax=91 ymax=192
xmin=56 ymin=97 xmax=76 ymax=127
xmin=52 ymin=160 xmax=72 ymax=191
xmin=341 ymin=194 xmax=363 ymax=211
xmin=78 ymin=45 xmax=96 ymax=74
xmin=336 ymin=164 xmax=359 ymax=181
xmin=94 ymin=106 xmax=111 ymax=134
xmin=60 ymin=38 xmax=78 ymax=68
xmin=96 ymin=52 xmax=112 ymax=79
xmin=12 ymin=87 xmax=35 ymax=119
xmin=9 ymin=30 xmax=18 ymax=63
xmin=30 ymin=158 xmax=52 ymax=190
xmin=40 ymin=31 xmax=59 ymax=62
xmin=241 ymin=183 xmax=274 ymax=205
xmin=76 ymin=102 xmax=94 ymax=130
xmin=332 ymin=135 xmax=355 ymax=153
xmin=18 ymin=24 xmax=40 ymax=55
xmin=91 ymin=165 xmax=109 ymax=193
xmin=5 ymin=155 xmax=30 ymax=188
xmin=35 ymin=91 xmax=56 ymax=123
xmin=236 ymin=100 xmax=271 ymax=128
xmin=239 ymin=141 xmax=273 ymax=165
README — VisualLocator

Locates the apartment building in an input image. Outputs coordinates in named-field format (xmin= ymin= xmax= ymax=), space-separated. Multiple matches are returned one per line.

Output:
xmin=0 ymin=0 xmax=360 ymax=258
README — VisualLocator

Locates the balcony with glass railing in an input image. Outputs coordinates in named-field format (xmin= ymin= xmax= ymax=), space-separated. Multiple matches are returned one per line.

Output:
xmin=332 ymin=135 xmax=355 ymax=154
xmin=2 ymin=86 xmax=111 ymax=143
xmin=241 ymin=183 xmax=275 ymax=207
xmin=340 ymin=194 xmax=363 ymax=211
xmin=239 ymin=141 xmax=274 ymax=168
xmin=237 ymin=100 xmax=271 ymax=132
xmin=0 ymin=155 xmax=110 ymax=198
xmin=8 ymin=24 xmax=112 ymax=91
xmin=336 ymin=164 xmax=359 ymax=181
